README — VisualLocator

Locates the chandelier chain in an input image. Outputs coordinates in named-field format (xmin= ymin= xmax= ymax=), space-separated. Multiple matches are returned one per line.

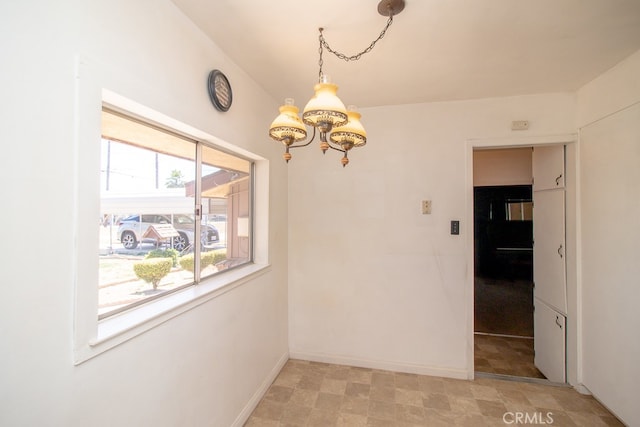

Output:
xmin=318 ymin=14 xmax=394 ymax=76
xmin=318 ymin=34 xmax=324 ymax=82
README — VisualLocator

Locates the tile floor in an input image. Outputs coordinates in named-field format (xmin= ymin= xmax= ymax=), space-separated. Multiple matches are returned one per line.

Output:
xmin=474 ymin=333 xmax=545 ymax=379
xmin=245 ymin=359 xmax=623 ymax=426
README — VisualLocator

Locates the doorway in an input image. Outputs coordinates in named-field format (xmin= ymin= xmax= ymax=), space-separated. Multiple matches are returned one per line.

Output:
xmin=473 ymin=183 xmax=545 ymax=379
xmin=467 ymin=137 xmax=577 ymax=384
xmin=470 ymin=146 xmax=546 ymax=380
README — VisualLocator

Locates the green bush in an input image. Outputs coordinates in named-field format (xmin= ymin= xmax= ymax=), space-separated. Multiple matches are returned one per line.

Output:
xmin=133 ymin=258 xmax=172 ymax=289
xmin=179 ymin=250 xmax=227 ymax=272
xmin=203 ymin=249 xmax=227 ymax=267
xmin=178 ymin=253 xmax=197 ymax=272
xmin=145 ymin=248 xmax=179 ymax=267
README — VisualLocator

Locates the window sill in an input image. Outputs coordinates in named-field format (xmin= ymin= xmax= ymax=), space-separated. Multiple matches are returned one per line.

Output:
xmin=75 ymin=262 xmax=270 ymax=364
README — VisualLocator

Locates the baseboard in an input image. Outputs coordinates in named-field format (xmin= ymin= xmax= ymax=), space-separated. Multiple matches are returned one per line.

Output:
xmin=475 ymin=371 xmax=570 ymax=387
xmin=573 ymin=383 xmax=591 ymax=395
xmin=232 ymin=351 xmax=289 ymax=427
xmin=289 ymin=351 xmax=471 ymax=380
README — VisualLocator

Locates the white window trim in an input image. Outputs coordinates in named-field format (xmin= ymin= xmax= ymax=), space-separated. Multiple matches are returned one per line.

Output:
xmin=73 ymin=55 xmax=270 ymax=364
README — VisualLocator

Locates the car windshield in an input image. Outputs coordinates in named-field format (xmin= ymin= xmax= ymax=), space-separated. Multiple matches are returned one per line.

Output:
xmin=172 ymin=214 xmax=194 ymax=225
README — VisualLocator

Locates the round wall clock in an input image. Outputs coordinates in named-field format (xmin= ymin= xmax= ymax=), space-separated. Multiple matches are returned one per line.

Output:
xmin=207 ymin=69 xmax=232 ymax=112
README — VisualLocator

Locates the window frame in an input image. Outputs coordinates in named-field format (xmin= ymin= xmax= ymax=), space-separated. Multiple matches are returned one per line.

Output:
xmin=98 ymin=108 xmax=255 ymax=319
xmin=73 ymin=57 xmax=270 ymax=364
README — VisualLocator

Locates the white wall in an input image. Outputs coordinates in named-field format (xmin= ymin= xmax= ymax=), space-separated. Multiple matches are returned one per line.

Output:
xmin=576 ymin=49 xmax=640 ymax=427
xmin=0 ymin=2 xmax=287 ymax=426
xmin=288 ymin=92 xmax=576 ymax=377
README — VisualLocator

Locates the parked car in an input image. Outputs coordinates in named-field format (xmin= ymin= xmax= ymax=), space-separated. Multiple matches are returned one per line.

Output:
xmin=117 ymin=214 xmax=219 ymax=251
xmin=206 ymin=214 xmax=227 ymax=222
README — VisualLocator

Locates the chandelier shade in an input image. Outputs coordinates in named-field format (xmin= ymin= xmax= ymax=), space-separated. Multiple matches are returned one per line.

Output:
xmin=268 ymin=98 xmax=307 ymax=144
xmin=302 ymin=79 xmax=348 ymax=129
xmin=329 ymin=106 xmax=367 ymax=150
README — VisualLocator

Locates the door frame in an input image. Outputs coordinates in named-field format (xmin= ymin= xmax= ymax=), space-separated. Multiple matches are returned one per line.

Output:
xmin=465 ymin=134 xmax=579 ymax=385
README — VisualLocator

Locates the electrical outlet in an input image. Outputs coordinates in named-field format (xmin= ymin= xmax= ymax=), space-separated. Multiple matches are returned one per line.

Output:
xmin=422 ymin=200 xmax=432 ymax=214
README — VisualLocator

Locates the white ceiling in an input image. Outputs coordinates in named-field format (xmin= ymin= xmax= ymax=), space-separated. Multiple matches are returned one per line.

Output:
xmin=172 ymin=0 xmax=640 ymax=108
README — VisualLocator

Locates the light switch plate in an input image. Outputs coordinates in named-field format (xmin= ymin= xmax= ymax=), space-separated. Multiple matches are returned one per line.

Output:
xmin=511 ymin=120 xmax=529 ymax=131
xmin=451 ymin=220 xmax=460 ymax=235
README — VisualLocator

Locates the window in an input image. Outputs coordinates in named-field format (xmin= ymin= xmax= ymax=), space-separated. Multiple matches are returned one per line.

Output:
xmin=505 ymin=200 xmax=533 ymax=221
xmin=73 ymin=62 xmax=268 ymax=364
xmin=99 ymin=108 xmax=252 ymax=318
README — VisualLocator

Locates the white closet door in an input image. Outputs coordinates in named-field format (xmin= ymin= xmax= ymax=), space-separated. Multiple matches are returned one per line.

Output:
xmin=534 ymin=298 xmax=566 ymax=383
xmin=533 ymin=189 xmax=567 ymax=314
xmin=533 ymin=145 xmax=565 ymax=190
xmin=532 ymin=144 xmax=567 ymax=383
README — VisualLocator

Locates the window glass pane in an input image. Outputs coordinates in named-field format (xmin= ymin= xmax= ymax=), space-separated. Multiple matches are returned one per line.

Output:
xmin=99 ymin=112 xmax=196 ymax=317
xmin=98 ymin=109 xmax=253 ymax=318
xmin=506 ymin=200 xmax=533 ymax=221
xmin=199 ymin=145 xmax=252 ymax=279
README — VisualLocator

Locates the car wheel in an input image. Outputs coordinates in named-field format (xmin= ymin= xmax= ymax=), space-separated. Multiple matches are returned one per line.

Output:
xmin=121 ymin=231 xmax=138 ymax=249
xmin=173 ymin=232 xmax=189 ymax=252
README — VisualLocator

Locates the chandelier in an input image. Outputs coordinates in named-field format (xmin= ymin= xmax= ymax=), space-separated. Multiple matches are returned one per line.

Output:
xmin=268 ymin=0 xmax=405 ymax=167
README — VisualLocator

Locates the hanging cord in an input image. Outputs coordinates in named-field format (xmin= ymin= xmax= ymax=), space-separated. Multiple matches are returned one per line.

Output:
xmin=317 ymin=14 xmax=394 ymax=81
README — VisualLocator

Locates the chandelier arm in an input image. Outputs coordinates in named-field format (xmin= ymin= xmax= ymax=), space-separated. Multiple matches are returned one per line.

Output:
xmin=288 ymin=126 xmax=317 ymax=149
xmin=326 ymin=143 xmax=346 ymax=154
xmin=318 ymin=14 xmax=394 ymax=63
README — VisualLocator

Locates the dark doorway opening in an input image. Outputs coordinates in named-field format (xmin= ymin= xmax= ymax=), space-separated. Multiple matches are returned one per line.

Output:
xmin=474 ymin=185 xmax=533 ymax=336
xmin=474 ymin=185 xmax=533 ymax=282
xmin=473 ymin=185 xmax=544 ymax=379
